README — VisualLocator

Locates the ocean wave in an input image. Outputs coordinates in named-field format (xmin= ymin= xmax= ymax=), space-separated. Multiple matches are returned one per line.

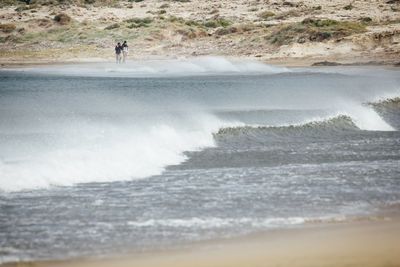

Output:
xmin=0 ymin=112 xmax=394 ymax=192
xmin=369 ymin=96 xmax=400 ymax=108
xmin=0 ymin=114 xmax=228 ymax=192
xmin=215 ymin=115 xmax=359 ymax=137
xmin=127 ymin=217 xmax=306 ymax=229
xmin=304 ymin=215 xmax=391 ymax=224
xmin=126 ymin=214 xmax=389 ymax=229
xmin=368 ymin=96 xmax=400 ymax=130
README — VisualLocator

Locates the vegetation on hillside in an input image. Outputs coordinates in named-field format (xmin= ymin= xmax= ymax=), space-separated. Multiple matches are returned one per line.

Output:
xmin=266 ymin=18 xmax=367 ymax=45
xmin=0 ymin=0 xmax=399 ymax=63
xmin=1 ymin=0 xmax=119 ymax=7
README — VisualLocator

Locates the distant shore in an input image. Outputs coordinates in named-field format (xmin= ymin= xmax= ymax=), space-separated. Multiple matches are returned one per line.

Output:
xmin=2 ymin=215 xmax=400 ymax=267
xmin=1 ymin=56 xmax=400 ymax=69
xmin=1 ymin=0 xmax=399 ymax=68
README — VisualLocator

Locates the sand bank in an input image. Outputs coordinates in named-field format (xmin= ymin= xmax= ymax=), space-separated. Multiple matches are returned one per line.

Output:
xmin=3 ymin=217 xmax=400 ymax=267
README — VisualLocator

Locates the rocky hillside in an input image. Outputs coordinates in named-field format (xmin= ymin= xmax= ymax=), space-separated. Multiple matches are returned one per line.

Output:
xmin=0 ymin=0 xmax=399 ymax=65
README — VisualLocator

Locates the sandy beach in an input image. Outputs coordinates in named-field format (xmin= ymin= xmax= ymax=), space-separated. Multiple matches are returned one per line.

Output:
xmin=2 ymin=216 xmax=400 ymax=267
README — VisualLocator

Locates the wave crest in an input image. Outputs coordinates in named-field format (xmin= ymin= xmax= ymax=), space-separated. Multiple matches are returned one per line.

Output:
xmin=368 ymin=96 xmax=400 ymax=130
xmin=370 ymin=96 xmax=400 ymax=108
xmin=215 ymin=115 xmax=359 ymax=137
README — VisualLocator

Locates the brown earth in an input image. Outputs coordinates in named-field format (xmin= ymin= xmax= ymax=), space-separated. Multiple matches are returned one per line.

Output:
xmin=0 ymin=0 xmax=400 ymax=66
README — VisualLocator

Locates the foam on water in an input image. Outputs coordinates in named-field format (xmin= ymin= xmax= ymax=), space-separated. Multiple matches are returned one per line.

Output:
xmin=0 ymin=113 xmax=240 ymax=192
xmin=1 ymin=108 xmax=392 ymax=192
xmin=12 ymin=57 xmax=290 ymax=77
xmin=126 ymin=217 xmax=306 ymax=229
xmin=1 ymin=60 xmax=399 ymax=192
xmin=125 ymin=214 xmax=386 ymax=229
xmin=346 ymin=105 xmax=394 ymax=131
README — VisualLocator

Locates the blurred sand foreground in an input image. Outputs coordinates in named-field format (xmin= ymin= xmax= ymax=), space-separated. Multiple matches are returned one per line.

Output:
xmin=3 ymin=218 xmax=400 ymax=267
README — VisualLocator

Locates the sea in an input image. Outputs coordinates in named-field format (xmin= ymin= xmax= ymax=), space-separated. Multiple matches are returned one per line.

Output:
xmin=0 ymin=57 xmax=399 ymax=264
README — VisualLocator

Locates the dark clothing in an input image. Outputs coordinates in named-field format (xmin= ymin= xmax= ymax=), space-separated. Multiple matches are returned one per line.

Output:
xmin=115 ymin=46 xmax=122 ymax=54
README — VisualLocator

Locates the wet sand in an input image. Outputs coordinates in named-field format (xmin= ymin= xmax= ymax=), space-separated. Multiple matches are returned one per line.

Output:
xmin=3 ymin=217 xmax=400 ymax=267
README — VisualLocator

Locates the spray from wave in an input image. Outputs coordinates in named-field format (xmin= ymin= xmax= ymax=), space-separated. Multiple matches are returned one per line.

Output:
xmin=215 ymin=115 xmax=359 ymax=136
xmin=1 ymin=59 xmax=399 ymax=192
xmin=342 ymin=104 xmax=394 ymax=131
xmin=11 ymin=56 xmax=290 ymax=77
xmin=1 ymin=110 xmax=393 ymax=192
xmin=0 ymin=113 xmax=240 ymax=192
xmin=367 ymin=96 xmax=400 ymax=130
xmin=215 ymin=106 xmax=397 ymax=138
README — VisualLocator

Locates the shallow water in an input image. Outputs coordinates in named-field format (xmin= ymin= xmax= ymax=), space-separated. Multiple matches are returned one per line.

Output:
xmin=1 ymin=58 xmax=400 ymax=263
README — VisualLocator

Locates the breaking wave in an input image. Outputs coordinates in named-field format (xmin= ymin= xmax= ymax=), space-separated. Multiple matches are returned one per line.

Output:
xmin=369 ymin=96 xmax=400 ymax=130
xmin=215 ymin=115 xmax=359 ymax=137
xmin=369 ymin=96 xmax=400 ymax=107
xmin=1 ymin=63 xmax=399 ymax=192
xmin=0 ymin=112 xmax=396 ymax=192
xmin=0 ymin=114 xmax=237 ymax=192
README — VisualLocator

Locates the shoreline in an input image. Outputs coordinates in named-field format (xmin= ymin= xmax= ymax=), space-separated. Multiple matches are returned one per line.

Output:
xmin=2 ymin=214 xmax=400 ymax=267
xmin=1 ymin=56 xmax=400 ymax=69
xmin=1 ymin=0 xmax=399 ymax=70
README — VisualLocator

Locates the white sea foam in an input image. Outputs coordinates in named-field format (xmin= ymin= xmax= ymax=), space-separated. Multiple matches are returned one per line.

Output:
xmin=1 ymin=60 xmax=398 ymax=191
xmin=335 ymin=102 xmax=395 ymax=131
xmin=368 ymin=91 xmax=400 ymax=104
xmin=0 ymin=107 xmax=394 ymax=192
xmin=126 ymin=214 xmax=382 ymax=229
xmin=347 ymin=106 xmax=394 ymax=131
xmin=12 ymin=57 xmax=290 ymax=77
xmin=127 ymin=217 xmax=306 ymax=229
xmin=0 ymin=113 xmax=238 ymax=192
xmin=0 ymin=247 xmax=28 ymax=265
